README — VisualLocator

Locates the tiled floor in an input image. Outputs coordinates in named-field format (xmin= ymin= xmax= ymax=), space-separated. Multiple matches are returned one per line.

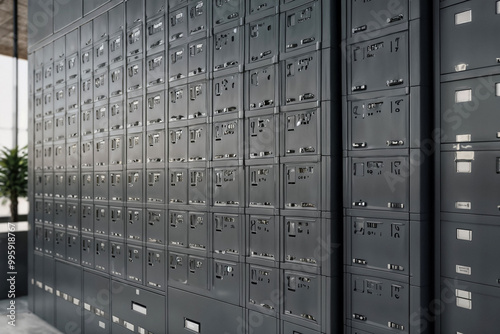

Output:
xmin=0 ymin=297 xmax=63 ymax=334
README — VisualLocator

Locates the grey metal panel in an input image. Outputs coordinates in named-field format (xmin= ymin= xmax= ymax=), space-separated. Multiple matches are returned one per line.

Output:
xmin=169 ymin=210 xmax=188 ymax=248
xmin=54 ymin=58 xmax=65 ymax=87
xmin=34 ymin=144 xmax=43 ymax=171
xmin=53 ymin=144 xmax=65 ymax=171
xmin=147 ymin=15 xmax=166 ymax=54
xmin=126 ymin=244 xmax=144 ymax=283
xmin=66 ymin=202 xmax=79 ymax=231
xmin=188 ymin=211 xmax=209 ymax=251
xmin=348 ymin=95 xmax=409 ymax=151
xmin=281 ymin=0 xmax=321 ymax=54
xmin=146 ymin=0 xmax=166 ymax=19
xmin=212 ymin=213 xmax=243 ymax=257
xmin=282 ymin=270 xmax=324 ymax=330
xmin=33 ymin=253 xmax=44 ymax=315
xmin=35 ymin=94 xmax=44 ymax=120
xmin=43 ymin=199 xmax=54 ymax=224
xmin=81 ymin=77 xmax=94 ymax=107
xmin=169 ymin=44 xmax=188 ymax=82
xmin=109 ymin=206 xmax=125 ymax=239
xmin=147 ymin=129 xmax=166 ymax=164
xmin=126 ymin=132 xmax=144 ymax=165
xmin=94 ymin=238 xmax=109 ymax=272
xmin=147 ymin=169 xmax=166 ymax=204
xmin=248 ymin=214 xmax=279 ymax=262
xmin=168 ymin=288 xmax=244 ymax=333
xmin=81 ymin=203 xmax=94 ymax=233
xmin=108 ymin=3 xmax=124 ymax=35
xmin=54 ymin=0 xmax=82 ymax=32
xmin=127 ymin=24 xmax=144 ymax=56
xmin=53 ymin=111 xmax=65 ymax=141
xmin=28 ymin=0 xmax=54 ymax=44
xmin=247 ymin=65 xmax=278 ymax=112
xmin=81 ymin=139 xmax=94 ymax=168
xmin=283 ymin=216 xmax=323 ymax=270
xmin=35 ymin=120 xmax=43 ymax=145
xmin=93 ymin=12 xmax=109 ymax=43
xmin=441 ymin=278 xmax=500 ymax=334
xmin=169 ymin=84 xmax=188 ymax=121
xmin=169 ymin=6 xmax=188 ymax=46
xmin=349 ymin=31 xmax=408 ymax=95
xmin=213 ymin=0 xmax=244 ymax=27
xmin=441 ymin=148 xmax=500 ymax=216
xmin=187 ymin=1 xmax=208 ymax=40
xmin=212 ymin=117 xmax=244 ymax=161
xmin=189 ymin=168 xmax=209 ymax=206
xmin=34 ymin=223 xmax=44 ymax=253
xmin=169 ymin=251 xmax=188 ymax=283
xmin=212 ymin=258 xmax=243 ymax=304
xmin=80 ymin=172 xmax=94 ymax=200
xmin=35 ymin=172 xmax=44 ymax=197
xmin=146 ymin=248 xmax=166 ymax=290
xmin=66 ymin=28 xmax=79 ymax=56
xmin=66 ymin=232 xmax=80 ymax=264
xmin=109 ymin=32 xmax=125 ymax=64
xmin=247 ymin=311 xmax=279 ymax=333
xmin=127 ymin=56 xmax=143 ymax=92
xmin=43 ymin=116 xmax=54 ymax=142
xmin=169 ymin=0 xmax=188 ymax=10
xmin=109 ymin=135 xmax=124 ymax=169
xmin=53 ymin=200 xmax=65 ymax=228
xmin=127 ymin=207 xmax=144 ymax=242
xmin=110 ymin=241 xmax=126 ymax=278
xmin=441 ymin=75 xmax=500 ymax=143
xmin=66 ymin=172 xmax=80 ymax=199
xmin=94 ymin=204 xmax=109 ymax=235
xmin=283 ymin=161 xmax=323 ymax=211
xmin=42 ymin=256 xmax=55 ymax=325
xmin=94 ymin=69 xmax=109 ymax=101
xmin=94 ymin=137 xmax=109 ymax=169
xmin=53 ymin=229 xmax=65 ymax=259
xmin=213 ymin=165 xmax=245 ymax=208
xmin=169 ymin=168 xmax=189 ymax=204
xmin=441 ymin=1 xmax=500 ymax=74
xmin=84 ymin=0 xmax=109 ymax=15
xmin=147 ymin=51 xmax=166 ymax=87
xmin=84 ymin=313 xmax=109 ymax=334
xmin=283 ymin=50 xmax=320 ymax=107
xmin=94 ymin=39 xmax=109 ymax=72
xmin=442 ymin=220 xmax=500 ymax=287
xmin=188 ymin=123 xmax=209 ymax=162
xmin=169 ymin=126 xmax=188 ymax=162
xmin=348 ymin=0 xmax=408 ymax=39
xmin=81 ymin=235 xmax=94 ymax=268
xmin=43 ymin=172 xmax=54 ymax=197
xmin=35 ymin=67 xmax=44 ymax=93
xmin=127 ymin=95 xmax=144 ymax=128
xmin=348 ymin=156 xmax=409 ymax=212
xmin=111 ymin=281 xmax=166 ymax=334
xmin=147 ymin=208 xmax=165 ymax=245
xmin=282 ymin=321 xmax=320 ymax=334
xmin=66 ymin=140 xmax=79 ymax=170
xmin=109 ymin=99 xmax=124 ymax=132
xmin=187 ymin=254 xmax=209 ymax=290
xmin=42 ymin=226 xmax=54 ymax=255
xmin=43 ymin=89 xmax=53 ymax=116
xmin=213 ymin=24 xmax=244 ymax=74
xmin=81 ymin=47 xmax=93 ymax=78
xmin=126 ymin=0 xmax=144 ymax=26
xmin=188 ymin=38 xmax=209 ymax=79
xmin=246 ymin=15 xmax=279 ymax=65
xmin=248 ymin=264 xmax=280 ymax=315
xmin=248 ymin=164 xmax=279 ymax=209
xmin=127 ymin=169 xmax=144 ymax=203
xmin=66 ymin=52 xmax=79 ymax=82
xmin=146 ymin=89 xmax=166 ymax=125
xmin=348 ymin=216 xmax=412 ymax=277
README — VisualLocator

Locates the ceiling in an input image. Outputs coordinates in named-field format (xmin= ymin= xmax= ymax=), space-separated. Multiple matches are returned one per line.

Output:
xmin=0 ymin=0 xmax=28 ymax=60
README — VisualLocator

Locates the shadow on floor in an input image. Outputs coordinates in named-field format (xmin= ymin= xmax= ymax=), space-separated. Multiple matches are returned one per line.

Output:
xmin=0 ymin=297 xmax=63 ymax=334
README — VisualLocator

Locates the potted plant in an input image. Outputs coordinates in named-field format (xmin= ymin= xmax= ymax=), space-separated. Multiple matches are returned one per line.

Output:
xmin=0 ymin=146 xmax=28 ymax=222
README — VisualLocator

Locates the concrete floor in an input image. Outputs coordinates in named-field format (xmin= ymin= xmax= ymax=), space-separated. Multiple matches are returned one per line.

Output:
xmin=0 ymin=297 xmax=63 ymax=334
